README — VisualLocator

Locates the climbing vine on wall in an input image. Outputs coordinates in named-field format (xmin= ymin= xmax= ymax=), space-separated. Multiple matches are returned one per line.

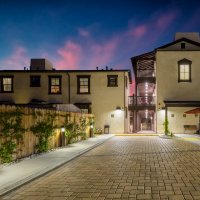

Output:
xmin=0 ymin=109 xmax=26 ymax=163
xmin=30 ymin=111 xmax=57 ymax=153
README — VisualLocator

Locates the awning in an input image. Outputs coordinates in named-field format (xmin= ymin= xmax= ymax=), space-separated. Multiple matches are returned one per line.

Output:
xmin=164 ymin=101 xmax=200 ymax=107
xmin=55 ymin=104 xmax=81 ymax=113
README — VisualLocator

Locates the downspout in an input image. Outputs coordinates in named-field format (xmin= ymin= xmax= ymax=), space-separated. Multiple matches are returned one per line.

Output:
xmin=67 ymin=72 xmax=70 ymax=104
xmin=124 ymin=72 xmax=126 ymax=133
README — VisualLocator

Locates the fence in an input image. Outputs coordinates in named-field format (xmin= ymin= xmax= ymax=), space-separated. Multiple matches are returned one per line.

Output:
xmin=0 ymin=105 xmax=93 ymax=162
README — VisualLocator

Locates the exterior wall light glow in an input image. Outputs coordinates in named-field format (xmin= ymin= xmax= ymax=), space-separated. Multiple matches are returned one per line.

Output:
xmin=61 ymin=127 xmax=65 ymax=132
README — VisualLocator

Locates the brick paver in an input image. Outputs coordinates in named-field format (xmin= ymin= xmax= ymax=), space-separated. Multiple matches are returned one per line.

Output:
xmin=2 ymin=136 xmax=200 ymax=200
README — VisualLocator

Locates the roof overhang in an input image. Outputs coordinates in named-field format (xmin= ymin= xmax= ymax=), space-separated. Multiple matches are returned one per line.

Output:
xmin=164 ymin=100 xmax=200 ymax=107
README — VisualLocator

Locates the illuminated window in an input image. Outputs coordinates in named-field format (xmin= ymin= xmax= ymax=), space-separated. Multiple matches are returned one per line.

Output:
xmin=77 ymin=75 xmax=90 ymax=94
xmin=178 ymin=59 xmax=192 ymax=82
xmin=107 ymin=75 xmax=118 ymax=87
xmin=30 ymin=76 xmax=40 ymax=87
xmin=49 ymin=76 xmax=61 ymax=94
xmin=0 ymin=76 xmax=13 ymax=93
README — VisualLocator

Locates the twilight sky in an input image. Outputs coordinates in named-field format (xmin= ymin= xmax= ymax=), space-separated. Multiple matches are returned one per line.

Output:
xmin=0 ymin=0 xmax=200 ymax=73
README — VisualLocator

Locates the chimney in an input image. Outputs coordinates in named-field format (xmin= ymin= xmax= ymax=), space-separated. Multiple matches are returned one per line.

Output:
xmin=174 ymin=32 xmax=200 ymax=42
xmin=106 ymin=66 xmax=108 ymax=70
xmin=30 ymin=58 xmax=53 ymax=71
xmin=96 ymin=66 xmax=99 ymax=70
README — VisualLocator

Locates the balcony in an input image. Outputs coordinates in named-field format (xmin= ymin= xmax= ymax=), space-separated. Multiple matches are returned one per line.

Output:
xmin=128 ymin=96 xmax=156 ymax=110
xmin=136 ymin=70 xmax=156 ymax=83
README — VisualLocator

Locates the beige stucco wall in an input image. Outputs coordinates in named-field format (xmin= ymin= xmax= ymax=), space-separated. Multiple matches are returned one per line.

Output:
xmin=70 ymin=72 xmax=129 ymax=133
xmin=156 ymin=50 xmax=200 ymax=133
xmin=0 ymin=72 xmax=69 ymax=104
xmin=0 ymin=70 xmax=130 ymax=133
xmin=157 ymin=107 xmax=199 ymax=134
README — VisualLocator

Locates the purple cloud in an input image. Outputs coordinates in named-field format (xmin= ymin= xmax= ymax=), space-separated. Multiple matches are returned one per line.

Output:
xmin=0 ymin=46 xmax=29 ymax=70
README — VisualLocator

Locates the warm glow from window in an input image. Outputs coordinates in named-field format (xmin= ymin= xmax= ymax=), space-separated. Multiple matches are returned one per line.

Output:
xmin=50 ymin=77 xmax=61 ymax=94
xmin=180 ymin=64 xmax=189 ymax=80
xmin=80 ymin=78 xmax=89 ymax=93
xmin=3 ymin=78 xmax=12 ymax=91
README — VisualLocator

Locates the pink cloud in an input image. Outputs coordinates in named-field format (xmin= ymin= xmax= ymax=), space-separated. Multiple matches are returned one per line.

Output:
xmin=89 ymin=37 xmax=120 ymax=67
xmin=78 ymin=28 xmax=90 ymax=37
xmin=0 ymin=46 xmax=29 ymax=70
xmin=55 ymin=41 xmax=81 ymax=69
xmin=127 ymin=25 xmax=147 ymax=38
xmin=156 ymin=11 xmax=178 ymax=30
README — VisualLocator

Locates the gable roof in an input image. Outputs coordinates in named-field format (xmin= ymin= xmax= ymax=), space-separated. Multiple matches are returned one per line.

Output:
xmin=156 ymin=37 xmax=200 ymax=50
xmin=130 ymin=51 xmax=155 ymax=74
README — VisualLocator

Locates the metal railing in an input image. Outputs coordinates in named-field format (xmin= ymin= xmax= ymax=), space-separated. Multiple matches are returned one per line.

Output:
xmin=129 ymin=96 xmax=156 ymax=106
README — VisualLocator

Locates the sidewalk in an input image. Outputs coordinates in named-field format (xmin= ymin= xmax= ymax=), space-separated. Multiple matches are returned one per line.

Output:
xmin=175 ymin=133 xmax=200 ymax=145
xmin=0 ymin=134 xmax=113 ymax=196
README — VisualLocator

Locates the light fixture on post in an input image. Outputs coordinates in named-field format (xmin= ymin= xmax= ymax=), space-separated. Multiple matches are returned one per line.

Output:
xmin=60 ymin=127 xmax=66 ymax=147
xmin=61 ymin=127 xmax=65 ymax=133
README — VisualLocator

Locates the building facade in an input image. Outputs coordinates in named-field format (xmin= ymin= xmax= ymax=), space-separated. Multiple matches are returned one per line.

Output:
xmin=0 ymin=59 xmax=131 ymax=134
xmin=130 ymin=32 xmax=200 ymax=134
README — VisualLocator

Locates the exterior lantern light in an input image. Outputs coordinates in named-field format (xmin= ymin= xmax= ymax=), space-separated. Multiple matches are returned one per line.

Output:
xmin=61 ymin=127 xmax=65 ymax=133
xmin=89 ymin=118 xmax=94 ymax=137
xmin=116 ymin=106 xmax=121 ymax=110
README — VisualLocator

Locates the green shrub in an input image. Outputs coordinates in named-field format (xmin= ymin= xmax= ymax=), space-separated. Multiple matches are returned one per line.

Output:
xmin=163 ymin=118 xmax=170 ymax=135
xmin=0 ymin=141 xmax=16 ymax=163
xmin=64 ymin=122 xmax=80 ymax=144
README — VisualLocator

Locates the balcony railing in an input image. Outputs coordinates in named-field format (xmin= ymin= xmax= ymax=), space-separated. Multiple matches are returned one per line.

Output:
xmin=137 ymin=70 xmax=155 ymax=78
xmin=128 ymin=96 xmax=156 ymax=107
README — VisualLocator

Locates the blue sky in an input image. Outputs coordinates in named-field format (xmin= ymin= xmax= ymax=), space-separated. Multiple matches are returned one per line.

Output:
xmin=0 ymin=0 xmax=200 ymax=71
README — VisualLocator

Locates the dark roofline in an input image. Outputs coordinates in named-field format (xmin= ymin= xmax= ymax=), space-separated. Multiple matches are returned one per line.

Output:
xmin=130 ymin=51 xmax=155 ymax=61
xmin=0 ymin=69 xmax=130 ymax=72
xmin=130 ymin=51 xmax=155 ymax=74
xmin=0 ymin=69 xmax=132 ymax=83
xmin=164 ymin=100 xmax=200 ymax=107
xmin=156 ymin=37 xmax=200 ymax=50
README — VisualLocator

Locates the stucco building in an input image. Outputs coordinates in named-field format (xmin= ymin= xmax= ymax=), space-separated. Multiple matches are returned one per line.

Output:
xmin=0 ymin=59 xmax=131 ymax=134
xmin=130 ymin=32 xmax=200 ymax=134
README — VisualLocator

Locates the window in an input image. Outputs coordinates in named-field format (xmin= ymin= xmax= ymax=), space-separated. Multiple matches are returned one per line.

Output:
xmin=74 ymin=102 xmax=92 ymax=113
xmin=0 ymin=76 xmax=13 ymax=93
xmin=30 ymin=76 xmax=40 ymax=87
xmin=181 ymin=43 xmax=185 ymax=49
xmin=107 ymin=75 xmax=118 ymax=87
xmin=178 ymin=59 xmax=192 ymax=82
xmin=49 ymin=76 xmax=61 ymax=94
xmin=77 ymin=75 xmax=90 ymax=94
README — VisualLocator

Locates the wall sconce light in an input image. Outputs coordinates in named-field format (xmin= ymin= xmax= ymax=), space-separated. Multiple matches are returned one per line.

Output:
xmin=116 ymin=106 xmax=121 ymax=110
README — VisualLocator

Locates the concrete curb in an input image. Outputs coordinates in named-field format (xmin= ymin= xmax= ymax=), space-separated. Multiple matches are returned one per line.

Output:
xmin=0 ymin=134 xmax=113 ymax=196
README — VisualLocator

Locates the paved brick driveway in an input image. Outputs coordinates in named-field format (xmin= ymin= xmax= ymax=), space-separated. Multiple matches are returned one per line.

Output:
xmin=2 ymin=136 xmax=200 ymax=200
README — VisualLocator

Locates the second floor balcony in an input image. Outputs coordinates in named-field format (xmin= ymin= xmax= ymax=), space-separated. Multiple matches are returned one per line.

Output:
xmin=128 ymin=96 xmax=156 ymax=110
